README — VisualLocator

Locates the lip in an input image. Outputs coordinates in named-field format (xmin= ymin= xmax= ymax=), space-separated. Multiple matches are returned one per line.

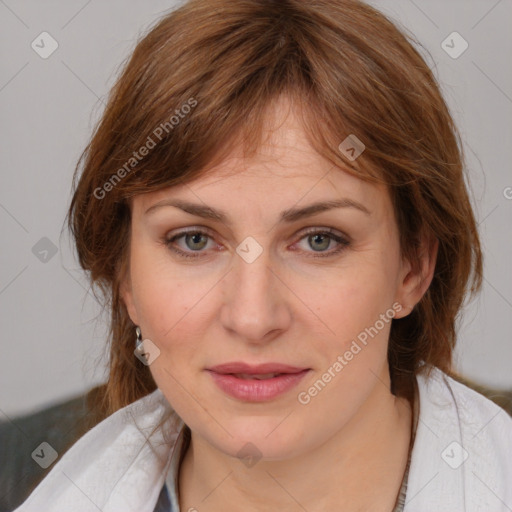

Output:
xmin=207 ymin=362 xmax=308 ymax=375
xmin=206 ymin=362 xmax=310 ymax=402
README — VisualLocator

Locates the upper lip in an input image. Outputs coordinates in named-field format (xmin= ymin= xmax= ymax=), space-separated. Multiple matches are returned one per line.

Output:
xmin=207 ymin=362 xmax=309 ymax=375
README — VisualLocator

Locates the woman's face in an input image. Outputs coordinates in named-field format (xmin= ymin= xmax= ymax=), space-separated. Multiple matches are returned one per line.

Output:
xmin=122 ymin=98 xmax=428 ymax=461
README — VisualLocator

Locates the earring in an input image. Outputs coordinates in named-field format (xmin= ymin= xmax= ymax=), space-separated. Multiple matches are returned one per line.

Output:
xmin=135 ymin=326 xmax=142 ymax=348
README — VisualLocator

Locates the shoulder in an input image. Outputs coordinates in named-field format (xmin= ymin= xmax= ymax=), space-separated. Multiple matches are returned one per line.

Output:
xmin=417 ymin=365 xmax=512 ymax=441
xmin=13 ymin=388 xmax=184 ymax=512
xmin=404 ymin=365 xmax=512 ymax=511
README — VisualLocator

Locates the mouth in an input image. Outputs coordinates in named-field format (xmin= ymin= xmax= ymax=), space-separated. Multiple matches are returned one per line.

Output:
xmin=205 ymin=362 xmax=311 ymax=401
xmin=227 ymin=372 xmax=289 ymax=380
xmin=207 ymin=361 xmax=309 ymax=375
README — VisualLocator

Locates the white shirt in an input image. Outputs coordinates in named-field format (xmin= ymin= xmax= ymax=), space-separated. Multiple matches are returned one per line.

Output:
xmin=13 ymin=365 xmax=512 ymax=511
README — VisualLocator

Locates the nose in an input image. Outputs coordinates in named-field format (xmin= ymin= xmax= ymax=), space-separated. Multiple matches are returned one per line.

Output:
xmin=220 ymin=247 xmax=292 ymax=344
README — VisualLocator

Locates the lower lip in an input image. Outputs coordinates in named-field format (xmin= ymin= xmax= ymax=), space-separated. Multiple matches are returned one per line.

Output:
xmin=207 ymin=370 xmax=310 ymax=402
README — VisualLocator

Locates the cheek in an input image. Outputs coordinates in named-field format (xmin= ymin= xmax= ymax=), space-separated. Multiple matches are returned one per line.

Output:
xmin=129 ymin=241 xmax=215 ymax=340
xmin=306 ymin=257 xmax=398 ymax=344
xmin=294 ymin=265 xmax=399 ymax=424
xmin=129 ymin=249 xmax=214 ymax=405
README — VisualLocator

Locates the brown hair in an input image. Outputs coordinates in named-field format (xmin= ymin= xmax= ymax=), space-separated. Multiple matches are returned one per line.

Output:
xmin=67 ymin=0 xmax=482 ymax=425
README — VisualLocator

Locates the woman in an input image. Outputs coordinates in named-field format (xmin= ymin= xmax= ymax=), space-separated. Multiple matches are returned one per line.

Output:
xmin=14 ymin=0 xmax=512 ymax=510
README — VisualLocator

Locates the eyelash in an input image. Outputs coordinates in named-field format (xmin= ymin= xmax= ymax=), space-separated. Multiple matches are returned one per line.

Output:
xmin=163 ymin=227 xmax=350 ymax=260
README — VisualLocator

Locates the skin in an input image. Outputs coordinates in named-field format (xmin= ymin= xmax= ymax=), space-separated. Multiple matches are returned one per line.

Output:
xmin=121 ymin=96 xmax=438 ymax=511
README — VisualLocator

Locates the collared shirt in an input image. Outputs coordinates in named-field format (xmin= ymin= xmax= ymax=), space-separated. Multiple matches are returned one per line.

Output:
xmin=153 ymin=425 xmax=190 ymax=512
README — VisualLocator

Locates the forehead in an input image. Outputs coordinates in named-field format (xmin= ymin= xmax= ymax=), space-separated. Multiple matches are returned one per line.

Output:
xmin=134 ymin=97 xmax=390 ymax=217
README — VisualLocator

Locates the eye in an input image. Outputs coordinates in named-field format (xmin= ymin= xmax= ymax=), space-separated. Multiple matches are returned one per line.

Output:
xmin=293 ymin=228 xmax=350 ymax=257
xmin=163 ymin=227 xmax=350 ymax=260
xmin=164 ymin=228 xmax=216 ymax=259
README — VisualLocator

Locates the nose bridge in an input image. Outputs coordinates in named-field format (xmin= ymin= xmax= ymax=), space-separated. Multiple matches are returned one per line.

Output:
xmin=221 ymin=246 xmax=289 ymax=341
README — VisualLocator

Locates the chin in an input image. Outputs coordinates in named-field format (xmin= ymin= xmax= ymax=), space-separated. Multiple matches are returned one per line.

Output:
xmin=205 ymin=419 xmax=308 ymax=462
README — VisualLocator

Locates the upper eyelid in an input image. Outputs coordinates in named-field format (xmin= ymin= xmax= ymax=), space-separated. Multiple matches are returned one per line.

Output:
xmin=166 ymin=225 xmax=347 ymax=239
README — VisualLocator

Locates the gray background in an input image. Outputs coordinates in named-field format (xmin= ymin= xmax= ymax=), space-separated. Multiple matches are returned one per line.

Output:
xmin=1 ymin=0 xmax=511 ymax=419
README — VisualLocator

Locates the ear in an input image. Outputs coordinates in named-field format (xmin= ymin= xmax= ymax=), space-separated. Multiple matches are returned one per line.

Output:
xmin=394 ymin=231 xmax=439 ymax=319
xmin=119 ymin=265 xmax=139 ymax=326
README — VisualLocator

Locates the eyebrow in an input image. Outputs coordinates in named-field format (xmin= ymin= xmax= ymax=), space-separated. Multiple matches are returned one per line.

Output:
xmin=144 ymin=198 xmax=371 ymax=223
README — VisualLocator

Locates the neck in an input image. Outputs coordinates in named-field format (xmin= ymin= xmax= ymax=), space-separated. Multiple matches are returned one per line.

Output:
xmin=178 ymin=366 xmax=413 ymax=512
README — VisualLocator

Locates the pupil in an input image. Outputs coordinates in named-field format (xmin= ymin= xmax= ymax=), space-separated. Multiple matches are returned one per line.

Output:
xmin=310 ymin=234 xmax=329 ymax=251
xmin=187 ymin=233 xmax=207 ymax=250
